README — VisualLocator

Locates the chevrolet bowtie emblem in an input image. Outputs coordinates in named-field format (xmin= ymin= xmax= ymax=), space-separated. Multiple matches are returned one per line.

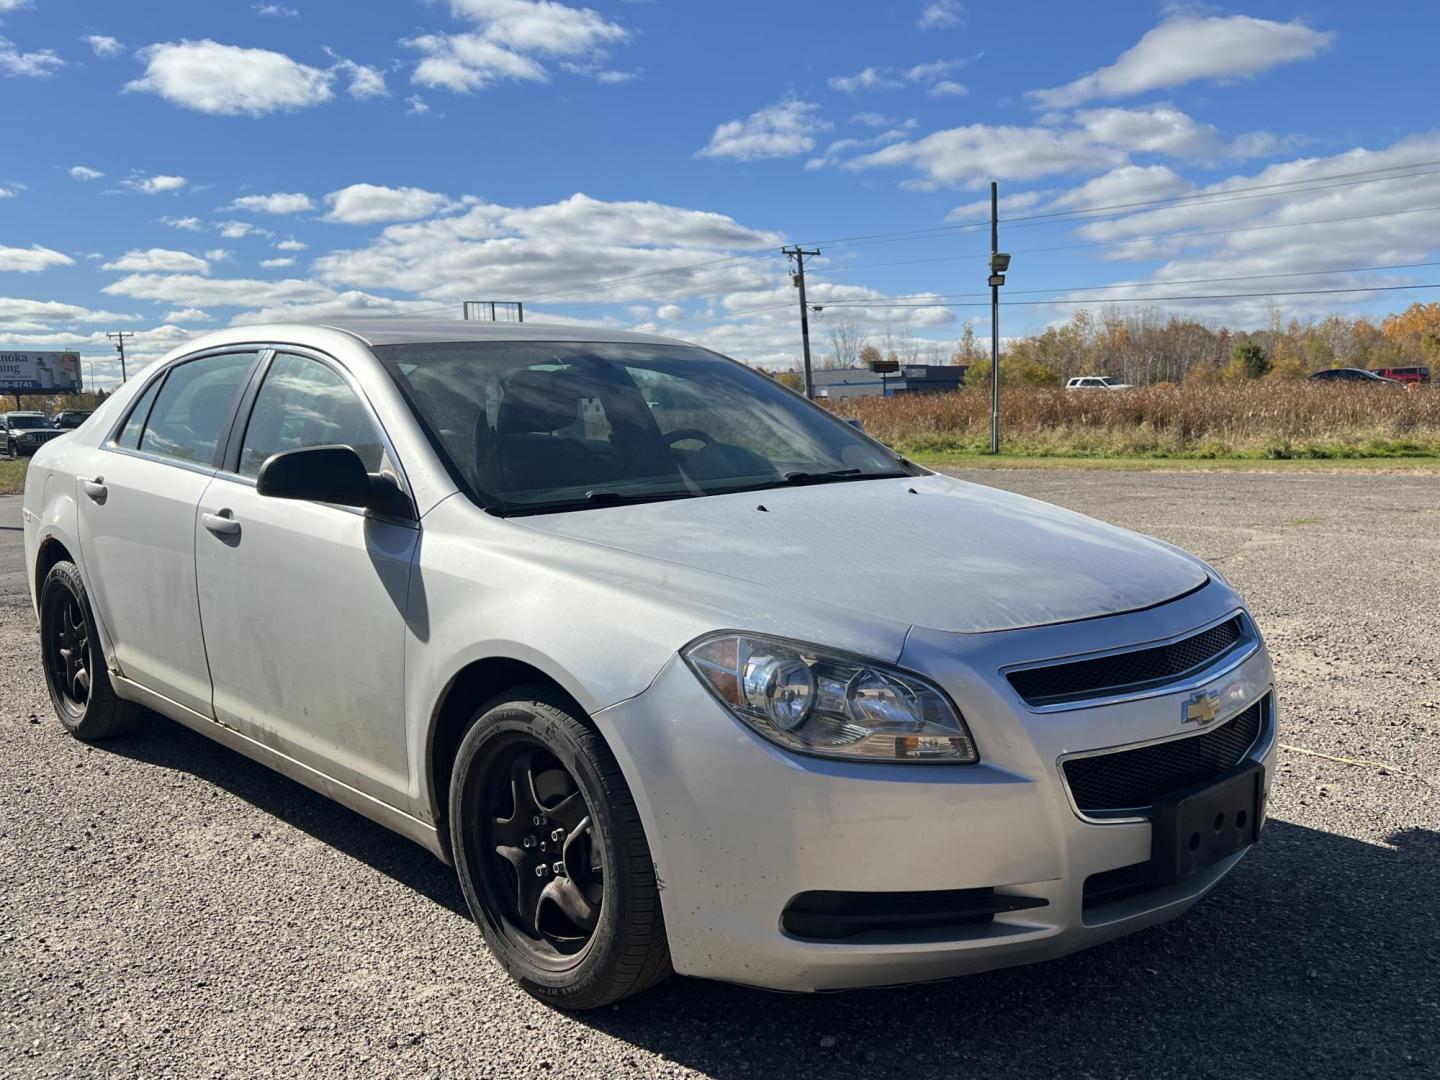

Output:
xmin=1182 ymin=690 xmax=1220 ymax=727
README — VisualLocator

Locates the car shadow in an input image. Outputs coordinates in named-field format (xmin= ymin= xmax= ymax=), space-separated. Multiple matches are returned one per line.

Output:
xmin=100 ymin=711 xmax=1436 ymax=1078
xmin=102 ymin=709 xmax=470 ymax=919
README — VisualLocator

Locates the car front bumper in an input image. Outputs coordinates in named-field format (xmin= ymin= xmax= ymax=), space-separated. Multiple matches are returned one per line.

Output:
xmin=595 ymin=582 xmax=1275 ymax=992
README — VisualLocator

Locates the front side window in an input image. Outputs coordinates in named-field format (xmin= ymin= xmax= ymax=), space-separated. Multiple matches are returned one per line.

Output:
xmin=377 ymin=341 xmax=909 ymax=514
xmin=138 ymin=352 xmax=255 ymax=465
xmin=238 ymin=353 xmax=386 ymax=477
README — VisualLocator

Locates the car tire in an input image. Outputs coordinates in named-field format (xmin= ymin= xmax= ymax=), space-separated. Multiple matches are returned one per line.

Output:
xmin=449 ymin=683 xmax=671 ymax=1009
xmin=39 ymin=560 xmax=142 ymax=741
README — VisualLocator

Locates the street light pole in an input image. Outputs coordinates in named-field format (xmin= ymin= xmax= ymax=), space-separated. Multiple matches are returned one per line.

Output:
xmin=989 ymin=182 xmax=1000 ymax=454
xmin=987 ymin=183 xmax=1011 ymax=455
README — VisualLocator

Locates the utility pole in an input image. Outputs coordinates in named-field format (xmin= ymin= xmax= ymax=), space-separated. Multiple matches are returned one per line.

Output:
xmin=986 ymin=183 xmax=1012 ymax=454
xmin=106 ymin=331 xmax=133 ymax=383
xmin=782 ymin=245 xmax=820 ymax=398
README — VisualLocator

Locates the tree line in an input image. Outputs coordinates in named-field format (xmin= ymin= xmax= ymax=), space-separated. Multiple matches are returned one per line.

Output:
xmin=808 ymin=300 xmax=1440 ymax=387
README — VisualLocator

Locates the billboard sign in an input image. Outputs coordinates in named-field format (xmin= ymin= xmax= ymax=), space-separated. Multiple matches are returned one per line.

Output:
xmin=0 ymin=350 xmax=83 ymax=394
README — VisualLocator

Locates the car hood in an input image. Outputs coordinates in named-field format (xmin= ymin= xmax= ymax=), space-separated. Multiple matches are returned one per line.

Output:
xmin=513 ymin=473 xmax=1209 ymax=634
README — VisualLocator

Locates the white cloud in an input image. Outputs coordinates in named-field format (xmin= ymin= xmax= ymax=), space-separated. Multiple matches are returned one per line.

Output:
xmin=406 ymin=94 xmax=431 ymax=116
xmin=275 ymin=238 xmax=307 ymax=251
xmin=204 ymin=248 xmax=232 ymax=261
xmin=82 ymin=34 xmax=123 ymax=57
xmin=101 ymin=272 xmax=335 ymax=308
xmin=844 ymin=123 xmax=1126 ymax=188
xmin=0 ymin=36 xmax=63 ymax=77
xmin=68 ymin=165 xmax=104 ymax=181
xmin=161 ymin=215 xmax=203 ymax=231
xmin=260 ymin=257 xmax=295 ymax=268
xmin=164 ymin=308 xmax=212 ymax=323
xmin=253 ymin=3 xmax=299 ymax=16
xmin=127 ymin=39 xmax=335 ymax=116
xmin=697 ymin=99 xmax=829 ymax=162
xmin=595 ymin=69 xmax=635 ymax=85
xmin=217 ymin=220 xmax=265 ymax=238
xmin=1076 ymin=106 xmax=1281 ymax=162
xmin=829 ymin=67 xmax=902 ymax=94
xmin=945 ymin=188 xmax=1048 ymax=222
xmin=0 ymin=185 xmax=16 ymax=198
xmin=102 ymin=248 xmax=210 ymax=274
xmin=0 ymin=298 xmax=138 ymax=332
xmin=335 ymin=58 xmax=387 ymax=99
xmin=928 ymin=80 xmax=967 ymax=97
xmin=0 ymin=244 xmax=74 ymax=272
xmin=408 ymin=0 xmax=629 ymax=94
xmin=226 ymin=192 xmax=315 ymax=214
xmin=1028 ymin=15 xmax=1335 ymax=109
xmin=656 ymin=303 xmax=683 ymax=321
xmin=322 ymin=183 xmax=454 ymax=224
xmin=917 ymin=1 xmax=962 ymax=31
xmin=124 ymin=173 xmax=187 ymax=194
xmin=313 ymin=192 xmax=782 ymax=306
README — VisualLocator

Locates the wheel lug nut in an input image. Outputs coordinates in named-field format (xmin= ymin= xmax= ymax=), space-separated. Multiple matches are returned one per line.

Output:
xmin=534 ymin=865 xmax=547 ymax=877
xmin=522 ymin=836 xmax=536 ymax=848
xmin=552 ymin=862 xmax=565 ymax=876
xmin=532 ymin=815 xmax=545 ymax=826
xmin=551 ymin=829 xmax=565 ymax=842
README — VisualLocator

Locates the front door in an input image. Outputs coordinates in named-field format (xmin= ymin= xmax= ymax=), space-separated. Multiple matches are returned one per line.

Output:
xmin=76 ymin=351 xmax=258 ymax=716
xmin=194 ymin=351 xmax=416 ymax=805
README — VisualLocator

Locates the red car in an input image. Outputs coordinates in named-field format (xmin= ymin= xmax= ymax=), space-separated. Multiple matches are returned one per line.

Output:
xmin=1369 ymin=365 xmax=1430 ymax=385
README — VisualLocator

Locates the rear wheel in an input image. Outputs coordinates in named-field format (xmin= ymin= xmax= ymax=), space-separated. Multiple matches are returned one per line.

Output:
xmin=450 ymin=684 xmax=671 ymax=1009
xmin=39 ymin=561 xmax=141 ymax=741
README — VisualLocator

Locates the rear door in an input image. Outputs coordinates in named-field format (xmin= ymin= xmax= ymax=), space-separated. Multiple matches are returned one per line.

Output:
xmin=194 ymin=349 xmax=417 ymax=805
xmin=76 ymin=350 xmax=260 ymax=716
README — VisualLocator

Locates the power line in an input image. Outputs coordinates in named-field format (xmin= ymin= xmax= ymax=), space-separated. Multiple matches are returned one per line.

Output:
xmin=813 ymin=281 xmax=1440 ymax=311
xmin=808 ymin=259 xmax=1440 ymax=305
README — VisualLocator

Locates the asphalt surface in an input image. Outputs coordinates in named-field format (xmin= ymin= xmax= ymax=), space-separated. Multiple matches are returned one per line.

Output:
xmin=2 ymin=472 xmax=1438 ymax=1079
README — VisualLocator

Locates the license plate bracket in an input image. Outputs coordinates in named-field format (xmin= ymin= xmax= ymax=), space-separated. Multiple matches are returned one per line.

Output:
xmin=1150 ymin=760 xmax=1265 ymax=885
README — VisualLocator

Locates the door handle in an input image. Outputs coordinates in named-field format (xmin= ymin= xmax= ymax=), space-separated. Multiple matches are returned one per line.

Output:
xmin=81 ymin=477 xmax=107 ymax=502
xmin=201 ymin=510 xmax=241 ymax=538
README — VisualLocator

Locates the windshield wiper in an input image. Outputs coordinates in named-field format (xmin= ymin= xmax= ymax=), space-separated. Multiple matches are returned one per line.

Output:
xmin=493 ymin=488 xmax=695 ymax=517
xmin=781 ymin=469 xmax=907 ymax=487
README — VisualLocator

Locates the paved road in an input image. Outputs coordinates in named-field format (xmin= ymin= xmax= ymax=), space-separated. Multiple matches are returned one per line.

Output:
xmin=2 ymin=474 xmax=1438 ymax=1079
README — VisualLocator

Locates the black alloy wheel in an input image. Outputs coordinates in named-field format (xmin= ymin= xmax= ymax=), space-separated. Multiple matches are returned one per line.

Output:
xmin=43 ymin=584 xmax=92 ymax=714
xmin=450 ymin=686 xmax=670 ymax=1008
xmin=477 ymin=738 xmax=605 ymax=963
xmin=38 ymin=561 xmax=141 ymax=741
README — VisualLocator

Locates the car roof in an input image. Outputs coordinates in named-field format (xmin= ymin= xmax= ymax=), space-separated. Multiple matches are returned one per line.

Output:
xmin=307 ymin=317 xmax=692 ymax=349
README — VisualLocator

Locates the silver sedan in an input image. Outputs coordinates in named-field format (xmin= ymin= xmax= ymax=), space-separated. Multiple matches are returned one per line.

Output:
xmin=23 ymin=318 xmax=1275 ymax=1008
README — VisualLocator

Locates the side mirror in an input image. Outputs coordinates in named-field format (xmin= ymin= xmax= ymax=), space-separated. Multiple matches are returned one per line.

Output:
xmin=256 ymin=445 xmax=412 ymax=517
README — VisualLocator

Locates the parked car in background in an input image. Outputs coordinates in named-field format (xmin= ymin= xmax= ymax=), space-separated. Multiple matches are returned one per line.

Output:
xmin=23 ymin=319 xmax=1276 ymax=1009
xmin=1 ymin=412 xmax=64 ymax=458
xmin=1065 ymin=376 xmax=1133 ymax=390
xmin=1369 ymin=365 xmax=1430 ymax=385
xmin=53 ymin=410 xmax=94 ymax=430
xmin=1308 ymin=368 xmax=1401 ymax=384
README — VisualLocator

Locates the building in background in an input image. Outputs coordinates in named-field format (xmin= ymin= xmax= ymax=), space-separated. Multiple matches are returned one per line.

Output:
xmin=811 ymin=364 xmax=968 ymax=400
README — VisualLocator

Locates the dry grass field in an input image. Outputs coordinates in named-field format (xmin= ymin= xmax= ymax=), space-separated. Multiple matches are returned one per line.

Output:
xmin=831 ymin=383 xmax=1440 ymax=460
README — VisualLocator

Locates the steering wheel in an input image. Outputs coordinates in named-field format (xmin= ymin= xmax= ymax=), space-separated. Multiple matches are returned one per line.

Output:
xmin=662 ymin=428 xmax=716 ymax=449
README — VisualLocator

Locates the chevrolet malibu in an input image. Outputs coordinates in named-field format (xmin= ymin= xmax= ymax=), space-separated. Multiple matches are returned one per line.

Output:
xmin=23 ymin=319 xmax=1275 ymax=1009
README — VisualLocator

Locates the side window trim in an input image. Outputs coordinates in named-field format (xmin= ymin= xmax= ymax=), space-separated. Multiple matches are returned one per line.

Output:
xmin=102 ymin=347 xmax=269 ymax=472
xmin=221 ymin=344 xmax=415 ymax=505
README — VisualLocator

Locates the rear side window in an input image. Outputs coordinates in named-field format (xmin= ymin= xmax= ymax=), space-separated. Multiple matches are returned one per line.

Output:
xmin=114 ymin=376 xmax=165 ymax=449
xmin=138 ymin=352 xmax=256 ymax=465
xmin=238 ymin=352 xmax=386 ymax=476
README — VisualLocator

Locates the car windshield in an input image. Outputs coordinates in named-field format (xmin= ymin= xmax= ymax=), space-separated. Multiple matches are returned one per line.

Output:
xmin=376 ymin=341 xmax=911 ymax=514
xmin=8 ymin=415 xmax=52 ymax=429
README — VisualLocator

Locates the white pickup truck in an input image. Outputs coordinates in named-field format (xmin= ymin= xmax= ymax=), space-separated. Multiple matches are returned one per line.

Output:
xmin=1065 ymin=375 xmax=1134 ymax=390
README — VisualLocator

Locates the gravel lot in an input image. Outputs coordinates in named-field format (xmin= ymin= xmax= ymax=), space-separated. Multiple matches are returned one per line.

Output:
xmin=2 ymin=471 xmax=1438 ymax=1079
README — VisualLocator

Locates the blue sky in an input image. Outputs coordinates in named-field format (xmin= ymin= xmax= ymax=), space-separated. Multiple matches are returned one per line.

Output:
xmin=2 ymin=0 xmax=1438 ymax=385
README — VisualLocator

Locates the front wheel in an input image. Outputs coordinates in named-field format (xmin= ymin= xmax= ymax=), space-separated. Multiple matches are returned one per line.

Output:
xmin=39 ymin=561 xmax=141 ymax=741
xmin=450 ymin=685 xmax=671 ymax=1009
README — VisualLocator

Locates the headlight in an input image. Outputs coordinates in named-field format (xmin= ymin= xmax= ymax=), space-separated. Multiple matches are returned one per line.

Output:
xmin=683 ymin=632 xmax=977 ymax=763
